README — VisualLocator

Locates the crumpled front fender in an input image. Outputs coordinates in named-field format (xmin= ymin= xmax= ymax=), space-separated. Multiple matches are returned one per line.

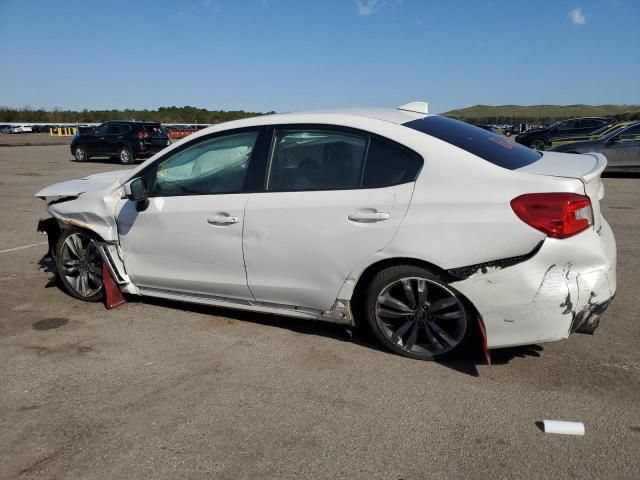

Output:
xmin=46 ymin=189 xmax=123 ymax=242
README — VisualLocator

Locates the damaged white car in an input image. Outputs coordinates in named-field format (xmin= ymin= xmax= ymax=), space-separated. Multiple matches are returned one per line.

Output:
xmin=36 ymin=102 xmax=617 ymax=360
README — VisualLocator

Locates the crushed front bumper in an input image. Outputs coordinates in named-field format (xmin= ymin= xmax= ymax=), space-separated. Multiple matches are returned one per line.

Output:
xmin=452 ymin=218 xmax=617 ymax=349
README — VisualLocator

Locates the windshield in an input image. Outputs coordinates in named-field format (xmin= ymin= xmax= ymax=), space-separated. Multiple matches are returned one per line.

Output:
xmin=404 ymin=116 xmax=541 ymax=170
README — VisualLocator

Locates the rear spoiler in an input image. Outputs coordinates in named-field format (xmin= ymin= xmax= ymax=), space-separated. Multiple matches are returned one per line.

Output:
xmin=581 ymin=153 xmax=607 ymax=183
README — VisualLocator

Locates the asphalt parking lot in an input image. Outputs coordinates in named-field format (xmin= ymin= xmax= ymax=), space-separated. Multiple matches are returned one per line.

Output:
xmin=0 ymin=142 xmax=639 ymax=479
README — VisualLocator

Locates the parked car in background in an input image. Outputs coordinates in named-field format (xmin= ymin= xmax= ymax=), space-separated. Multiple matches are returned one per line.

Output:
xmin=71 ymin=121 xmax=170 ymax=164
xmin=504 ymin=123 xmax=529 ymax=137
xmin=515 ymin=117 xmax=614 ymax=150
xmin=1 ymin=125 xmax=33 ymax=134
xmin=550 ymin=121 xmax=640 ymax=172
xmin=550 ymin=121 xmax=633 ymax=147
xmin=36 ymin=103 xmax=616 ymax=361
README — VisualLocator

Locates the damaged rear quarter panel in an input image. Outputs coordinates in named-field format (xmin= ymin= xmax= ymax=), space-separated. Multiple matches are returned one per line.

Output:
xmin=453 ymin=220 xmax=616 ymax=349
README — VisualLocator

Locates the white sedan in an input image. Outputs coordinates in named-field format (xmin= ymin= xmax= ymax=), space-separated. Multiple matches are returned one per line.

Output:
xmin=36 ymin=102 xmax=616 ymax=360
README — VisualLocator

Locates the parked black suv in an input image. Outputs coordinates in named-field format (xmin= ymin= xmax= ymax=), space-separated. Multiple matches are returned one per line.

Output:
xmin=514 ymin=117 xmax=615 ymax=150
xmin=71 ymin=121 xmax=170 ymax=164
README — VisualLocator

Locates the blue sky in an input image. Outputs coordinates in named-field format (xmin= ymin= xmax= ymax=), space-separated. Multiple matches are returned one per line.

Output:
xmin=0 ymin=0 xmax=638 ymax=113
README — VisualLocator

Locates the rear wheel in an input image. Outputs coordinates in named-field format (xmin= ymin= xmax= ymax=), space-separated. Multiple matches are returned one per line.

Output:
xmin=364 ymin=266 xmax=475 ymax=360
xmin=528 ymin=138 xmax=546 ymax=150
xmin=74 ymin=145 xmax=88 ymax=162
xmin=119 ymin=146 xmax=134 ymax=165
xmin=55 ymin=228 xmax=104 ymax=302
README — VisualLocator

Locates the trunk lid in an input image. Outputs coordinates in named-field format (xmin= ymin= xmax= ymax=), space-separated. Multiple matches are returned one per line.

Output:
xmin=516 ymin=151 xmax=607 ymax=231
xmin=143 ymin=123 xmax=169 ymax=149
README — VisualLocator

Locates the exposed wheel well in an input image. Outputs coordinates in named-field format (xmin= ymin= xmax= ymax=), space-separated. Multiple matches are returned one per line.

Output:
xmin=349 ymin=257 xmax=483 ymax=356
xmin=350 ymin=257 xmax=451 ymax=326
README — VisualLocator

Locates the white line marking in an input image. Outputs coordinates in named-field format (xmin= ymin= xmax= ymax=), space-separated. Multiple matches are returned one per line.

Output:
xmin=0 ymin=242 xmax=48 ymax=254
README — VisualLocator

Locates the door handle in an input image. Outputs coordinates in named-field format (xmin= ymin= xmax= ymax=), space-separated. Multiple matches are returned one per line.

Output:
xmin=348 ymin=211 xmax=390 ymax=222
xmin=207 ymin=215 xmax=239 ymax=225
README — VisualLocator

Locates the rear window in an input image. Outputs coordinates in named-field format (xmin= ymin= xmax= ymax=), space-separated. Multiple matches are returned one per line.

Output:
xmin=403 ymin=116 xmax=541 ymax=170
xmin=144 ymin=124 xmax=165 ymax=136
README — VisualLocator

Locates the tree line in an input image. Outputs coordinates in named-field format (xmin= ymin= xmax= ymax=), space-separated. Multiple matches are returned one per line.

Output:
xmin=0 ymin=106 xmax=272 ymax=124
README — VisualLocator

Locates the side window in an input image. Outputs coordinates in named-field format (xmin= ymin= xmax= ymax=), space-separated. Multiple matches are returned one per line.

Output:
xmin=579 ymin=119 xmax=602 ymax=129
xmin=266 ymin=129 xmax=367 ymax=191
xmin=362 ymin=137 xmax=423 ymax=188
xmin=109 ymin=124 xmax=128 ymax=135
xmin=558 ymin=120 xmax=578 ymax=131
xmin=150 ymin=131 xmax=258 ymax=197
xmin=93 ymin=124 xmax=109 ymax=135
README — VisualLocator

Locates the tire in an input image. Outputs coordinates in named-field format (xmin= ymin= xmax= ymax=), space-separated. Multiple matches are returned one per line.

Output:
xmin=504 ymin=131 xmax=512 ymax=137
xmin=74 ymin=145 xmax=88 ymax=162
xmin=55 ymin=228 xmax=104 ymax=302
xmin=118 ymin=146 xmax=135 ymax=165
xmin=528 ymin=138 xmax=546 ymax=151
xmin=364 ymin=265 xmax=475 ymax=360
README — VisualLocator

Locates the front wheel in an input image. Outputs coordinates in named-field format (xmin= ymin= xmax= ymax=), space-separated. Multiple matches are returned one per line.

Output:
xmin=74 ymin=145 xmax=88 ymax=162
xmin=55 ymin=228 xmax=104 ymax=302
xmin=364 ymin=266 xmax=475 ymax=360
xmin=528 ymin=138 xmax=546 ymax=150
xmin=119 ymin=146 xmax=135 ymax=165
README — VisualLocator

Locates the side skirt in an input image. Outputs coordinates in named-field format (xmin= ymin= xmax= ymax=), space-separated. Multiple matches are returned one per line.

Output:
xmin=138 ymin=287 xmax=354 ymax=326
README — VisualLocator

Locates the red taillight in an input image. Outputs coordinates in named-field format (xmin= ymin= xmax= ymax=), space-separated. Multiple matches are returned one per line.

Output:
xmin=137 ymin=130 xmax=149 ymax=139
xmin=510 ymin=193 xmax=593 ymax=239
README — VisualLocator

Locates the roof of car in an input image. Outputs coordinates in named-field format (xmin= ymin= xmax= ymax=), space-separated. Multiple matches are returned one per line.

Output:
xmin=256 ymin=107 xmax=431 ymax=125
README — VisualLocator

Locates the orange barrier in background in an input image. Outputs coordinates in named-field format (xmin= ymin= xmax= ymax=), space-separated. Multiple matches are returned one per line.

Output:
xmin=168 ymin=128 xmax=198 ymax=139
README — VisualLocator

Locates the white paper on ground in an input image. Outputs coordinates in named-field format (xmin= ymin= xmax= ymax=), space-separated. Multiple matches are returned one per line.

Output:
xmin=542 ymin=420 xmax=585 ymax=436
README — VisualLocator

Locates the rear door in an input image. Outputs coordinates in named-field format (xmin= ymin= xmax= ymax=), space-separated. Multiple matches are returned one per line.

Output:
xmin=106 ymin=123 xmax=131 ymax=155
xmin=243 ymin=126 xmax=422 ymax=312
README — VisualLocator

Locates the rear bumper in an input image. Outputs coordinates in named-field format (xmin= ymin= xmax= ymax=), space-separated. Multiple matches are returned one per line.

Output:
xmin=133 ymin=145 xmax=165 ymax=159
xmin=452 ymin=218 xmax=617 ymax=349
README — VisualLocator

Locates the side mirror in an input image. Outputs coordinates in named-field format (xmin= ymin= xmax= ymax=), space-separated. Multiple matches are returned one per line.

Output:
xmin=123 ymin=178 xmax=149 ymax=211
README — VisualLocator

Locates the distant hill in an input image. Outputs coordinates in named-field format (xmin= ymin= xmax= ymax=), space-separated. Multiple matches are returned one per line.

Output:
xmin=442 ymin=104 xmax=640 ymax=124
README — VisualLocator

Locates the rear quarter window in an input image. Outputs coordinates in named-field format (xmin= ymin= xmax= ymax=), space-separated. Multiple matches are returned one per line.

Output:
xmin=404 ymin=116 xmax=541 ymax=170
xmin=363 ymin=137 xmax=423 ymax=188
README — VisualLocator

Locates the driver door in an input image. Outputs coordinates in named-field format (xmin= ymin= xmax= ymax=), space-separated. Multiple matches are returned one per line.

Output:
xmin=116 ymin=129 xmax=262 ymax=301
xmin=86 ymin=123 xmax=111 ymax=156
